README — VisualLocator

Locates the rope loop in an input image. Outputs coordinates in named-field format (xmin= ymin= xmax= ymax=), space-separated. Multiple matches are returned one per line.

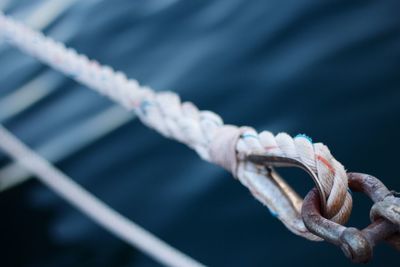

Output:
xmin=207 ymin=125 xmax=353 ymax=239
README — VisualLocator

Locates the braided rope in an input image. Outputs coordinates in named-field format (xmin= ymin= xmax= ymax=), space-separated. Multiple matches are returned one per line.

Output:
xmin=0 ymin=13 xmax=352 ymax=239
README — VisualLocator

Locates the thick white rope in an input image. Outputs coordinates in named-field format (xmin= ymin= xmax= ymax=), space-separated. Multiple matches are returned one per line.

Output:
xmin=0 ymin=125 xmax=205 ymax=267
xmin=0 ymin=12 xmax=352 ymax=239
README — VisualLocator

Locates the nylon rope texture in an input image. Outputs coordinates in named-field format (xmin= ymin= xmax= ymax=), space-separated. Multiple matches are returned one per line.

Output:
xmin=0 ymin=12 xmax=352 ymax=240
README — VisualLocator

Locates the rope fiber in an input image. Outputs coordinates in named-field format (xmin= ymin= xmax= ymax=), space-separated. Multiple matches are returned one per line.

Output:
xmin=0 ymin=12 xmax=352 ymax=242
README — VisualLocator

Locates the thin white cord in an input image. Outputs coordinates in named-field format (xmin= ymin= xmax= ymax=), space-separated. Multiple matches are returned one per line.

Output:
xmin=0 ymin=125 xmax=205 ymax=267
xmin=0 ymin=106 xmax=135 ymax=191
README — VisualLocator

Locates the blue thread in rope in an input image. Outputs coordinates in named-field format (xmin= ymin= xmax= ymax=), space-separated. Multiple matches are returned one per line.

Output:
xmin=295 ymin=133 xmax=313 ymax=143
xmin=139 ymin=100 xmax=152 ymax=115
xmin=241 ymin=133 xmax=258 ymax=139
xmin=268 ymin=208 xmax=278 ymax=218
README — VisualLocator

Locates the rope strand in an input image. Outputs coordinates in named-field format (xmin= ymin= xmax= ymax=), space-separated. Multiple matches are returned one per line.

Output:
xmin=0 ymin=12 xmax=352 ymax=239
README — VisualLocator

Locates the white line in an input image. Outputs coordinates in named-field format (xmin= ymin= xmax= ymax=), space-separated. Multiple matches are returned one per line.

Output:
xmin=0 ymin=71 xmax=62 ymax=122
xmin=0 ymin=125 xmax=205 ymax=267
xmin=0 ymin=106 xmax=135 ymax=191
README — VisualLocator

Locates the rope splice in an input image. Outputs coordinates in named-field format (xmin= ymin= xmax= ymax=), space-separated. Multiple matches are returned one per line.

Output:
xmin=0 ymin=11 xmax=399 ymax=263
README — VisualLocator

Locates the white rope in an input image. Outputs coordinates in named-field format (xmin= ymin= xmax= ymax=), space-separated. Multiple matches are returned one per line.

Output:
xmin=0 ymin=106 xmax=134 ymax=191
xmin=0 ymin=12 xmax=352 ymax=239
xmin=0 ymin=125 xmax=205 ymax=267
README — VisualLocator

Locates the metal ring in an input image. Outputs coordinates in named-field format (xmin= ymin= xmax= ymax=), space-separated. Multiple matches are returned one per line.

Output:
xmin=301 ymin=173 xmax=400 ymax=263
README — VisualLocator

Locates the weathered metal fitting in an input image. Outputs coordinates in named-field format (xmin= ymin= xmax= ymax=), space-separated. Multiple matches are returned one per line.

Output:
xmin=339 ymin=227 xmax=372 ymax=263
xmin=247 ymin=154 xmax=327 ymax=214
xmin=302 ymin=173 xmax=400 ymax=263
xmin=370 ymin=196 xmax=400 ymax=228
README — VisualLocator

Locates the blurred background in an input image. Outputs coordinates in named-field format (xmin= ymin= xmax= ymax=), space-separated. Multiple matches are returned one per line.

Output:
xmin=0 ymin=0 xmax=399 ymax=266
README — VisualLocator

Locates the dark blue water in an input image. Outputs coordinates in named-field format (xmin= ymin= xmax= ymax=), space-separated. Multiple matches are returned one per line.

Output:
xmin=0 ymin=0 xmax=400 ymax=266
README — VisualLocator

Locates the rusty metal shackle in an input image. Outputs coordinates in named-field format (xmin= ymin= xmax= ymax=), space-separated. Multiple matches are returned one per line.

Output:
xmin=302 ymin=173 xmax=400 ymax=263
